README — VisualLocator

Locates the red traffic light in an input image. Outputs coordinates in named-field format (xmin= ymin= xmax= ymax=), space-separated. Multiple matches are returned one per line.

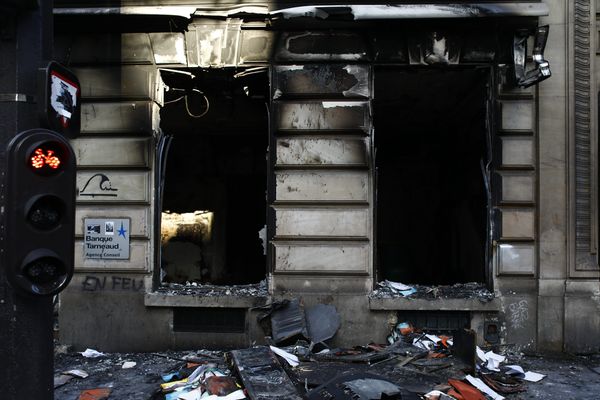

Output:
xmin=31 ymin=147 xmax=61 ymax=169
xmin=28 ymin=141 xmax=67 ymax=174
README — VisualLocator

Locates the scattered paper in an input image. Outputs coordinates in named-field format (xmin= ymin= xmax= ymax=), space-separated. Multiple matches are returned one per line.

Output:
xmin=465 ymin=375 xmax=505 ymax=400
xmin=506 ymin=365 xmax=546 ymax=382
xmin=80 ymin=348 xmax=105 ymax=358
xmin=524 ymin=371 xmax=546 ymax=382
xmin=413 ymin=337 xmax=436 ymax=351
xmin=476 ymin=347 xmax=506 ymax=371
xmin=63 ymin=369 xmax=89 ymax=378
xmin=204 ymin=390 xmax=246 ymax=400
xmin=425 ymin=334 xmax=442 ymax=343
xmin=476 ymin=347 xmax=487 ymax=363
xmin=122 ymin=361 xmax=137 ymax=369
xmin=178 ymin=388 xmax=202 ymax=400
xmin=165 ymin=388 xmax=189 ymax=400
xmin=269 ymin=345 xmax=300 ymax=367
xmin=424 ymin=390 xmax=455 ymax=400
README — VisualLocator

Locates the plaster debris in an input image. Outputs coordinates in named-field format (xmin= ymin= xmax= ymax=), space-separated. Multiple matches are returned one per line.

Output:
xmin=121 ymin=361 xmax=136 ymax=369
xmin=157 ymin=280 xmax=268 ymax=297
xmin=371 ymin=281 xmax=494 ymax=302
xmin=80 ymin=349 xmax=105 ymax=358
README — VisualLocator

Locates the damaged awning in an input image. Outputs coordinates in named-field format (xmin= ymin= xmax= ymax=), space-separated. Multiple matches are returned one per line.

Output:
xmin=54 ymin=2 xmax=548 ymax=19
xmin=272 ymin=3 xmax=549 ymax=20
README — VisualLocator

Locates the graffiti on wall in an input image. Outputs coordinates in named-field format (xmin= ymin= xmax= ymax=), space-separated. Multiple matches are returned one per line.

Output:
xmin=82 ymin=275 xmax=144 ymax=292
xmin=79 ymin=173 xmax=119 ymax=197
xmin=508 ymin=300 xmax=529 ymax=329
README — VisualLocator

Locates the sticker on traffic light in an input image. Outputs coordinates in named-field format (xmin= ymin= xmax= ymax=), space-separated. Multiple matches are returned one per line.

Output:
xmin=39 ymin=62 xmax=80 ymax=138
xmin=5 ymin=129 xmax=76 ymax=296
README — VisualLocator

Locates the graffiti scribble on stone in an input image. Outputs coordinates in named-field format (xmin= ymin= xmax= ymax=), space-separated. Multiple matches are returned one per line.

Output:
xmin=508 ymin=300 xmax=529 ymax=329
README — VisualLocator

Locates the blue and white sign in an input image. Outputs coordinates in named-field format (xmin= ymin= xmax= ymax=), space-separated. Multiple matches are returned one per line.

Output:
xmin=83 ymin=218 xmax=130 ymax=260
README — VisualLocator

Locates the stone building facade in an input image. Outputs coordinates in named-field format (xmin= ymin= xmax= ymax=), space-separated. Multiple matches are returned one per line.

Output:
xmin=53 ymin=1 xmax=600 ymax=354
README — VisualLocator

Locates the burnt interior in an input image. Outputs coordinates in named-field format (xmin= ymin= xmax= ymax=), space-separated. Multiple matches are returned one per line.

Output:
xmin=160 ymin=69 xmax=268 ymax=285
xmin=374 ymin=67 xmax=489 ymax=285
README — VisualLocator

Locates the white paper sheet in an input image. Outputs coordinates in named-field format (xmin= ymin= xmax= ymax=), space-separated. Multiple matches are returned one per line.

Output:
xmin=178 ymin=388 xmax=202 ymax=400
xmin=506 ymin=365 xmax=545 ymax=382
xmin=523 ymin=371 xmax=546 ymax=382
xmin=203 ymin=390 xmax=246 ymax=400
xmin=269 ymin=345 xmax=300 ymax=367
xmin=465 ymin=375 xmax=505 ymax=400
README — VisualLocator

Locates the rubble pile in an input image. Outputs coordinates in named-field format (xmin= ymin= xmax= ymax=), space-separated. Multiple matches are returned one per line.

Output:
xmin=156 ymin=280 xmax=268 ymax=297
xmin=370 ymin=280 xmax=495 ymax=302
xmin=54 ymin=298 xmax=558 ymax=400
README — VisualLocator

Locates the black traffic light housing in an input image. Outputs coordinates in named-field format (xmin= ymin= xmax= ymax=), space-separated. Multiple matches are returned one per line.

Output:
xmin=5 ymin=129 xmax=76 ymax=296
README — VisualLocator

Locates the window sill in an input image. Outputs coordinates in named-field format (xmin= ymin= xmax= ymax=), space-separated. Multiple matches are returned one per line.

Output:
xmin=369 ymin=296 xmax=500 ymax=311
xmin=145 ymin=292 xmax=271 ymax=308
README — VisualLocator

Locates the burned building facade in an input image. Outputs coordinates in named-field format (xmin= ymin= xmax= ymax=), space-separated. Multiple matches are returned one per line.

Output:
xmin=54 ymin=1 xmax=600 ymax=353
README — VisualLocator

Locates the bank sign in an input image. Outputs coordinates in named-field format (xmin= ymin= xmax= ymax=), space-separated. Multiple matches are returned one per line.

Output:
xmin=84 ymin=218 xmax=130 ymax=259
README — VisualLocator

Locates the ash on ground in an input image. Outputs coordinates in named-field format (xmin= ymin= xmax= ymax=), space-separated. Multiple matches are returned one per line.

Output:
xmin=370 ymin=281 xmax=495 ymax=302
xmin=156 ymin=280 xmax=268 ymax=297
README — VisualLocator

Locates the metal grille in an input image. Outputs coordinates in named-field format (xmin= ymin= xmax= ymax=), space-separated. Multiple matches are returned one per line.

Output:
xmin=173 ymin=307 xmax=246 ymax=333
xmin=396 ymin=311 xmax=470 ymax=332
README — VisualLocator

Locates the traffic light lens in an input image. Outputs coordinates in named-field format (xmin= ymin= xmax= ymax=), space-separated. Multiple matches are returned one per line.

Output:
xmin=23 ymin=257 xmax=65 ymax=285
xmin=27 ymin=196 xmax=64 ymax=230
xmin=31 ymin=148 xmax=60 ymax=169
xmin=28 ymin=141 xmax=66 ymax=175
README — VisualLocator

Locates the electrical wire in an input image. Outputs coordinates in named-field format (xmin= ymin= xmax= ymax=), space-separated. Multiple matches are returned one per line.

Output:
xmin=184 ymin=93 xmax=210 ymax=118
xmin=163 ymin=95 xmax=185 ymax=105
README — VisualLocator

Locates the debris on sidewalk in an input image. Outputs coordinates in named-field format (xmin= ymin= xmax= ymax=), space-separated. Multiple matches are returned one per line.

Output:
xmin=258 ymin=298 xmax=342 ymax=346
xmin=505 ymin=365 xmax=546 ymax=382
xmin=305 ymin=303 xmax=341 ymax=344
xmin=78 ymin=388 xmax=111 ymax=400
xmin=54 ymin=369 xmax=89 ymax=388
xmin=53 ymin=316 xmax=582 ymax=400
xmin=80 ymin=349 xmax=105 ymax=358
xmin=269 ymin=345 xmax=300 ymax=367
xmin=306 ymin=371 xmax=408 ymax=400
xmin=54 ymin=374 xmax=74 ymax=388
xmin=229 ymin=346 xmax=303 ymax=399
xmin=121 ymin=361 xmax=136 ymax=369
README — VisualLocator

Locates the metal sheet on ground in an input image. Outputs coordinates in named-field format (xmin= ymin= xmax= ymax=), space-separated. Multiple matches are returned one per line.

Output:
xmin=229 ymin=346 xmax=303 ymax=400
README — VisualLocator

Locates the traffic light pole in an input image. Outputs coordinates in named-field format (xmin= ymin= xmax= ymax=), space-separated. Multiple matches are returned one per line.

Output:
xmin=0 ymin=1 xmax=55 ymax=399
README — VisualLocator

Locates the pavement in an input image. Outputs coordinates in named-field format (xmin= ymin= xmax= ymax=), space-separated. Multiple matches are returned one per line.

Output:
xmin=53 ymin=345 xmax=600 ymax=400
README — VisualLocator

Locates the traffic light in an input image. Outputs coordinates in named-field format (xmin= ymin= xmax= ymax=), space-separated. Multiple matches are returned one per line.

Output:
xmin=5 ymin=129 xmax=76 ymax=296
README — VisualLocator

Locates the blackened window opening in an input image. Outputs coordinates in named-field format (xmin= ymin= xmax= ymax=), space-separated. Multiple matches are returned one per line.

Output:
xmin=160 ymin=69 xmax=268 ymax=285
xmin=374 ymin=68 xmax=489 ymax=285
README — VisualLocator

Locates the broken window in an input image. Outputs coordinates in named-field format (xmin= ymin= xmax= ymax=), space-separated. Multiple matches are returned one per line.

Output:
xmin=374 ymin=67 xmax=490 ymax=285
xmin=159 ymin=68 xmax=268 ymax=285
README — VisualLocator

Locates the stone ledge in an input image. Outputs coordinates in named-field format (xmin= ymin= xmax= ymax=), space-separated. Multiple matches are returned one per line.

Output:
xmin=369 ymin=297 xmax=500 ymax=311
xmin=144 ymin=292 xmax=270 ymax=308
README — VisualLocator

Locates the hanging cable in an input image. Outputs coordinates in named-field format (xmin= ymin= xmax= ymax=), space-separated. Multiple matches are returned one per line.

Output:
xmin=184 ymin=93 xmax=210 ymax=118
xmin=163 ymin=95 xmax=185 ymax=105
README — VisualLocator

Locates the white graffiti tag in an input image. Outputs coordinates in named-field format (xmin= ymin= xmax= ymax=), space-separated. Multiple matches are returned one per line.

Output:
xmin=508 ymin=300 xmax=529 ymax=329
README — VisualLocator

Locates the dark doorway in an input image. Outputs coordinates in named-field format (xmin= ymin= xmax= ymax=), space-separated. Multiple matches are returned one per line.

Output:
xmin=374 ymin=67 xmax=490 ymax=285
xmin=159 ymin=68 xmax=268 ymax=285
